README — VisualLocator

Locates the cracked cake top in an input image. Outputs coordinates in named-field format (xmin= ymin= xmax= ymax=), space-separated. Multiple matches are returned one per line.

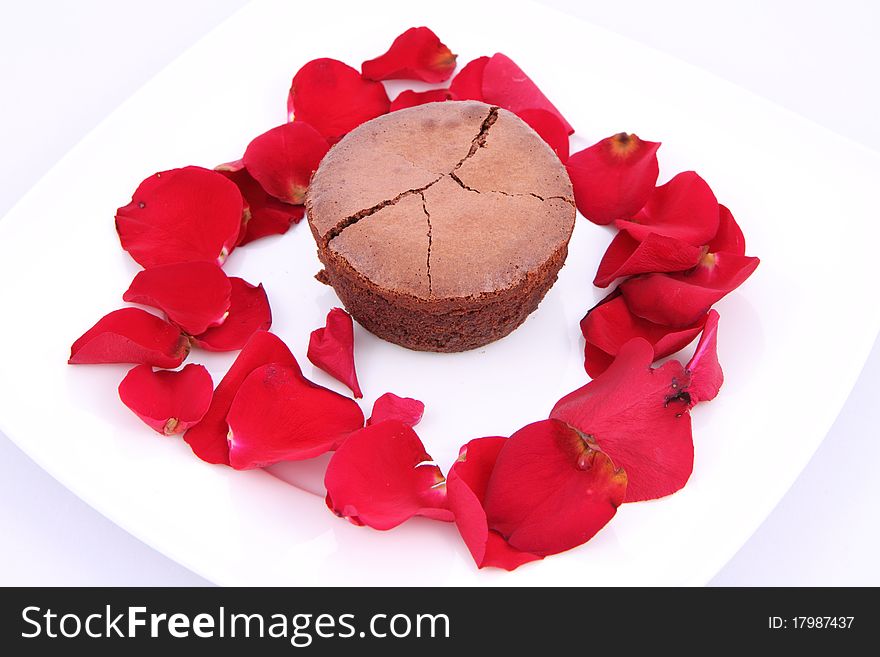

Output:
xmin=306 ymin=100 xmax=575 ymax=300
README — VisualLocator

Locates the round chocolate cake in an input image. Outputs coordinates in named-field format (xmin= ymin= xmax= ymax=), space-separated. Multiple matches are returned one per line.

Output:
xmin=306 ymin=100 xmax=575 ymax=352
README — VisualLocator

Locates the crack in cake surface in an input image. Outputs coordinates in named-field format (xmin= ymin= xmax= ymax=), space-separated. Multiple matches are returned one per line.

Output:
xmin=419 ymin=191 xmax=433 ymax=296
xmin=453 ymin=106 xmax=499 ymax=170
xmin=323 ymin=176 xmax=442 ymax=245
xmin=325 ymin=106 xmax=500 ymax=245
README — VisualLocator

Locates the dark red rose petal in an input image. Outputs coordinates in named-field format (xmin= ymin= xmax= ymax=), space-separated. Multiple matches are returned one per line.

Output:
xmin=566 ymin=133 xmax=660 ymax=226
xmin=517 ymin=108 xmax=570 ymax=162
xmin=482 ymin=419 xmax=626 ymax=555
xmin=242 ymin=122 xmax=329 ymax=205
xmin=216 ymin=161 xmax=306 ymax=246
xmin=685 ymin=310 xmax=723 ymax=405
xmin=708 ymin=204 xmax=746 ymax=256
xmin=551 ymin=339 xmax=694 ymax=502
xmin=581 ymin=293 xmax=707 ymax=378
xmin=367 ymin=393 xmax=424 ymax=427
xmin=184 ymin=331 xmax=299 ymax=465
xmin=481 ymin=53 xmax=574 ymax=134
xmin=324 ymin=420 xmax=452 ymax=530
xmin=69 ymin=308 xmax=189 ymax=368
xmin=118 ymin=364 xmax=212 ymax=435
xmin=122 ymin=261 xmax=231 ymax=336
xmin=446 ymin=437 xmax=543 ymax=570
xmin=619 ymin=252 xmax=760 ymax=327
xmin=190 ymin=277 xmax=272 ymax=352
xmin=226 ymin=363 xmax=365 ymax=469
xmin=594 ymin=230 xmax=704 ymax=288
xmin=115 ymin=166 xmax=242 ymax=268
xmin=361 ymin=27 xmax=457 ymax=83
xmin=307 ymin=307 xmax=362 ymax=398
xmin=448 ymin=56 xmax=489 ymax=101
xmin=288 ymin=58 xmax=390 ymax=144
xmin=616 ymin=171 xmax=719 ymax=246
xmin=390 ymin=88 xmax=452 ymax=111
xmin=239 ymin=203 xmax=305 ymax=246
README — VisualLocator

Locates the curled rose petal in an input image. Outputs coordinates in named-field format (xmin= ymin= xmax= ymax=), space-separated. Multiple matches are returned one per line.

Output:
xmin=446 ymin=437 xmax=543 ymax=570
xmin=619 ymin=252 xmax=760 ymax=327
xmin=226 ymin=363 xmax=365 ymax=469
xmin=517 ymin=108 xmax=569 ymax=162
xmin=594 ymin=231 xmax=704 ymax=288
xmin=115 ymin=166 xmax=242 ymax=268
xmin=708 ymin=204 xmax=746 ymax=256
xmin=481 ymin=53 xmax=574 ymax=134
xmin=616 ymin=171 xmax=719 ymax=245
xmin=118 ymin=364 xmax=212 ymax=435
xmin=361 ymin=27 xmax=457 ymax=83
xmin=123 ymin=261 xmax=231 ymax=335
xmin=448 ymin=56 xmax=489 ymax=101
xmin=482 ymin=419 xmax=626 ymax=555
xmin=390 ymin=88 xmax=452 ymax=112
xmin=581 ymin=293 xmax=707 ymax=378
xmin=288 ymin=58 xmax=390 ymax=144
xmin=216 ymin=161 xmax=306 ymax=246
xmin=566 ymin=133 xmax=660 ymax=226
xmin=239 ymin=203 xmax=304 ymax=246
xmin=307 ymin=307 xmax=362 ymax=398
xmin=69 ymin=308 xmax=189 ymax=368
xmin=191 ymin=277 xmax=272 ymax=352
xmin=367 ymin=393 xmax=424 ymax=427
xmin=242 ymin=122 xmax=329 ymax=205
xmin=324 ymin=420 xmax=451 ymax=530
xmin=685 ymin=310 xmax=723 ymax=404
xmin=184 ymin=331 xmax=298 ymax=465
xmin=551 ymin=339 xmax=694 ymax=502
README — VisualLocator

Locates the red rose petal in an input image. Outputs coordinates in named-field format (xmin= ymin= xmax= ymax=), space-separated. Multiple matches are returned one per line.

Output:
xmin=122 ymin=261 xmax=231 ymax=336
xmin=517 ymin=108 xmax=570 ymax=162
xmin=226 ymin=363 xmax=365 ymax=469
xmin=583 ymin=343 xmax=615 ymax=382
xmin=184 ymin=331 xmax=298 ymax=465
xmin=368 ymin=393 xmax=425 ymax=427
xmin=448 ymin=56 xmax=489 ymax=101
xmin=390 ymin=88 xmax=452 ymax=111
xmin=616 ymin=171 xmax=719 ymax=246
xmin=242 ymin=122 xmax=329 ymax=206
xmin=551 ymin=339 xmax=694 ymax=502
xmin=566 ymin=133 xmax=660 ymax=226
xmin=361 ymin=27 xmax=457 ymax=83
xmin=190 ymin=277 xmax=271 ymax=352
xmin=708 ymin=204 xmax=746 ymax=256
xmin=619 ymin=252 xmax=760 ymax=327
xmin=594 ymin=230 xmax=704 ymax=288
xmin=446 ymin=437 xmax=543 ymax=570
xmin=482 ymin=419 xmax=626 ymax=555
xmin=307 ymin=307 xmax=362 ymax=398
xmin=481 ymin=53 xmax=574 ymax=134
xmin=288 ymin=58 xmax=390 ymax=144
xmin=581 ymin=294 xmax=707 ymax=378
xmin=216 ymin=161 xmax=306 ymax=246
xmin=69 ymin=308 xmax=189 ymax=368
xmin=115 ymin=166 xmax=242 ymax=268
xmin=239 ymin=204 xmax=305 ymax=246
xmin=685 ymin=310 xmax=723 ymax=404
xmin=118 ymin=364 xmax=212 ymax=435
xmin=324 ymin=420 xmax=451 ymax=530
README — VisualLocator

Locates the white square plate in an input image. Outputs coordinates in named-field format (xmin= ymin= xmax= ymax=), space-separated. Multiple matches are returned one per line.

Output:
xmin=1 ymin=0 xmax=878 ymax=585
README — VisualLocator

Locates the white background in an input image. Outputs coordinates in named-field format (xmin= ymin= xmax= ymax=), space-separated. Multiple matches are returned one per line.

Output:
xmin=1 ymin=0 xmax=878 ymax=585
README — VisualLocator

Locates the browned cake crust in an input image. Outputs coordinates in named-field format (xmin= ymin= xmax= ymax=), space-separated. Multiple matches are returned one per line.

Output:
xmin=306 ymin=100 xmax=575 ymax=352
